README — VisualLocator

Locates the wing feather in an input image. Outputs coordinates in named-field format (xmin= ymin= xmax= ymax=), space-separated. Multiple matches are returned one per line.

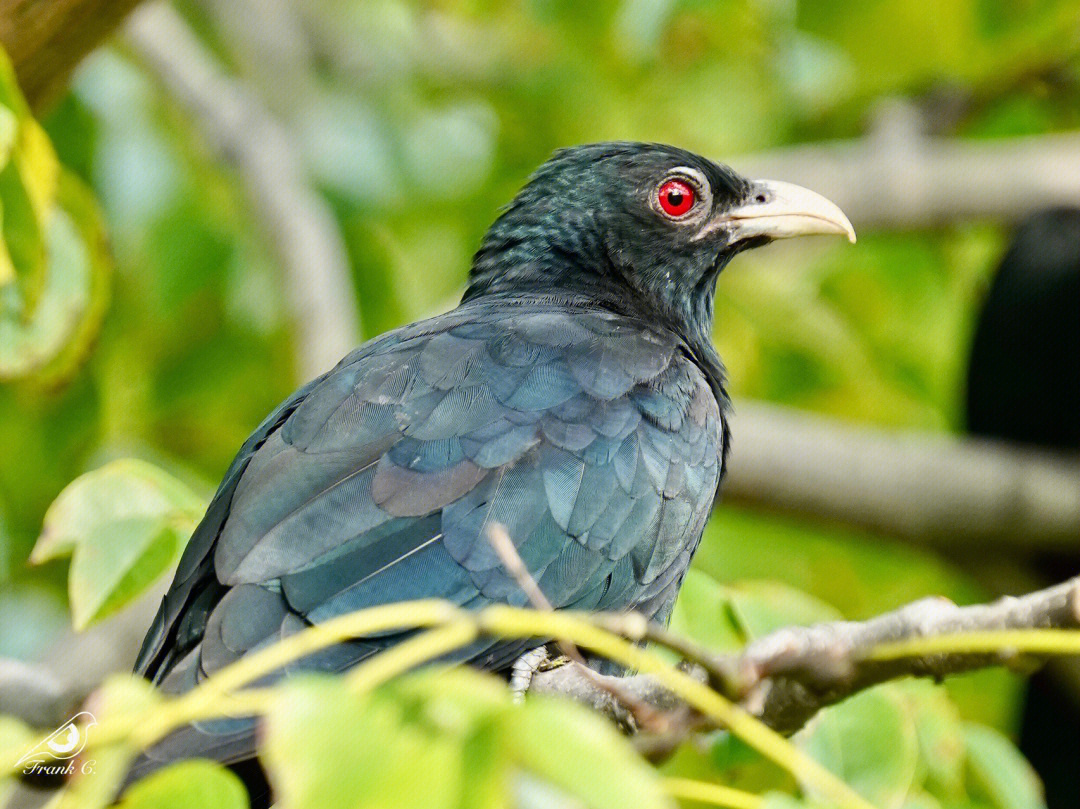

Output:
xmin=132 ymin=299 xmax=723 ymax=777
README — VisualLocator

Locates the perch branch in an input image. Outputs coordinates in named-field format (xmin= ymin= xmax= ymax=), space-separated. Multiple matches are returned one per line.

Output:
xmin=488 ymin=523 xmax=668 ymax=731
xmin=529 ymin=576 xmax=1080 ymax=739
xmin=724 ymin=400 xmax=1080 ymax=550
xmin=126 ymin=2 xmax=360 ymax=380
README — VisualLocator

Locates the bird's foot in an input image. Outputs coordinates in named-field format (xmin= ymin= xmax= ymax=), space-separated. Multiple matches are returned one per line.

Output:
xmin=509 ymin=646 xmax=572 ymax=702
xmin=509 ymin=646 xmax=547 ymax=702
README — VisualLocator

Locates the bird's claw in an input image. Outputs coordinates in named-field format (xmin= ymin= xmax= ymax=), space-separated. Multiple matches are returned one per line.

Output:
xmin=509 ymin=646 xmax=549 ymax=702
xmin=509 ymin=646 xmax=573 ymax=702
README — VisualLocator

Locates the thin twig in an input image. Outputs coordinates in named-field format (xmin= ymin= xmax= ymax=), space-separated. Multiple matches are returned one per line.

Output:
xmin=664 ymin=777 xmax=763 ymax=809
xmin=593 ymin=612 xmax=743 ymax=695
xmin=486 ymin=523 xmax=669 ymax=732
xmin=486 ymin=524 xmax=556 ymax=611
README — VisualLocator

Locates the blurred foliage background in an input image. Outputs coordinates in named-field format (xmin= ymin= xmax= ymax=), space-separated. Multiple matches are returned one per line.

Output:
xmin=0 ymin=0 xmax=1078 ymax=806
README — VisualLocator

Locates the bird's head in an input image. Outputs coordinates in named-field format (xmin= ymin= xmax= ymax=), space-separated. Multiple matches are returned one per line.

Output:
xmin=466 ymin=142 xmax=854 ymax=349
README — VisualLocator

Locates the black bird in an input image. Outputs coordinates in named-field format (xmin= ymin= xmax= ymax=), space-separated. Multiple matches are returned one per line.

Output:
xmin=965 ymin=206 xmax=1080 ymax=809
xmin=967 ymin=206 xmax=1080 ymax=450
xmin=131 ymin=142 xmax=854 ymax=781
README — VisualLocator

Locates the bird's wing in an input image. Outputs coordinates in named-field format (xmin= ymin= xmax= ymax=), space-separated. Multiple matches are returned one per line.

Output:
xmin=131 ymin=301 xmax=721 ymax=770
xmin=133 ymin=371 xmax=327 ymax=678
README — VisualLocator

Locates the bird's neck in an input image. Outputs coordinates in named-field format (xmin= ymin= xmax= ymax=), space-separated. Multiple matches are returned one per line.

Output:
xmin=465 ymin=205 xmax=613 ymax=300
xmin=464 ymin=238 xmax=730 ymax=408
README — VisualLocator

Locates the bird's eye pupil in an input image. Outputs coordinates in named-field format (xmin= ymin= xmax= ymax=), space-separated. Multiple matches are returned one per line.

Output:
xmin=657 ymin=179 xmax=695 ymax=218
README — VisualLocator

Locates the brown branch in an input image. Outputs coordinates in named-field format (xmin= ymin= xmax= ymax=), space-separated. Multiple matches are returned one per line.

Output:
xmin=0 ymin=0 xmax=146 ymax=111
xmin=528 ymin=576 xmax=1080 ymax=740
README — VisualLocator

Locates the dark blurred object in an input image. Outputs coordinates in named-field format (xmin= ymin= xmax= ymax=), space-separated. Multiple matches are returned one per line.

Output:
xmin=965 ymin=206 xmax=1080 ymax=809
xmin=966 ymin=206 xmax=1080 ymax=449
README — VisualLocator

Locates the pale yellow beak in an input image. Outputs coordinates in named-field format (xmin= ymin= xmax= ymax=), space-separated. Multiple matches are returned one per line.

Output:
xmin=700 ymin=180 xmax=856 ymax=244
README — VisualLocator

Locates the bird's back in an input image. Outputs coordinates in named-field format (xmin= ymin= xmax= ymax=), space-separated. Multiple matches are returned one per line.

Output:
xmin=131 ymin=293 xmax=724 ymax=772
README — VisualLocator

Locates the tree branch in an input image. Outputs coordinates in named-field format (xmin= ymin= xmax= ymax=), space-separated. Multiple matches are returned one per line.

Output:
xmin=724 ymin=401 xmax=1080 ymax=550
xmin=126 ymin=2 xmax=360 ymax=380
xmin=529 ymin=576 xmax=1080 ymax=739
xmin=735 ymin=99 xmax=1080 ymax=228
xmin=0 ymin=0 xmax=146 ymax=111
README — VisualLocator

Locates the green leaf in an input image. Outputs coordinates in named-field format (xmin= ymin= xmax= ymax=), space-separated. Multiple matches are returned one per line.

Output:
xmin=50 ymin=676 xmax=160 ymax=809
xmin=962 ymin=723 xmax=1046 ymax=809
xmin=899 ymin=681 xmax=966 ymax=802
xmin=0 ymin=111 xmax=58 ymax=314
xmin=0 ymin=48 xmax=28 ymax=126
xmin=32 ymin=459 xmax=205 ymax=629
xmin=16 ymin=118 xmax=59 ymax=226
xmin=261 ymin=668 xmax=671 ymax=809
xmin=669 ymin=570 xmax=841 ymax=655
xmin=459 ymin=727 xmax=509 ymax=809
xmin=668 ymin=568 xmax=748 ymax=652
xmin=0 ymin=201 xmax=15 ymax=287
xmin=67 ymin=516 xmax=184 ymax=630
xmin=387 ymin=665 xmax=512 ymax=729
xmin=262 ymin=675 xmax=469 ymax=809
xmin=725 ymin=581 xmax=842 ymax=639
xmin=0 ymin=170 xmax=111 ymax=384
xmin=797 ymin=686 xmax=920 ymax=809
xmin=119 ymin=760 xmax=248 ymax=809
xmin=0 ymin=41 xmax=110 ymax=383
xmin=502 ymin=697 xmax=673 ymax=809
xmin=0 ymin=715 xmax=32 ymax=804
xmin=0 ymin=153 xmax=46 ymax=301
xmin=0 ymin=99 xmax=17 ymax=170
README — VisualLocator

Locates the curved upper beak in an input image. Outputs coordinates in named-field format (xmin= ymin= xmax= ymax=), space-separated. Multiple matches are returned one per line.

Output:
xmin=700 ymin=179 xmax=856 ymax=244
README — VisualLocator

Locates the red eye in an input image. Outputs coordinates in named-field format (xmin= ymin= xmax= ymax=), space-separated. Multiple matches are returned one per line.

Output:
xmin=657 ymin=179 xmax=696 ymax=217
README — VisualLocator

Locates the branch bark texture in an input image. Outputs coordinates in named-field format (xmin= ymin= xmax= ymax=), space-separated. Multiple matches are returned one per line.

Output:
xmin=0 ymin=0 xmax=145 ymax=110
xmin=735 ymin=100 xmax=1080 ymax=228
xmin=725 ymin=401 xmax=1080 ymax=550
xmin=529 ymin=576 xmax=1080 ymax=736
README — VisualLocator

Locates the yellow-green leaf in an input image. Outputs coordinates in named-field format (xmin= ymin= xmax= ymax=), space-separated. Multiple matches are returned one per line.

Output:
xmin=0 ymin=40 xmax=108 ymax=382
xmin=963 ymin=723 xmax=1046 ymax=809
xmin=119 ymin=759 xmax=249 ymax=809
xmin=33 ymin=459 xmax=205 ymax=629
xmin=262 ymin=676 xmax=466 ymax=809
xmin=0 ymin=715 xmax=33 ymax=804
xmin=797 ymin=686 xmax=920 ymax=809
xmin=0 ymin=170 xmax=111 ymax=384
xmin=502 ymin=697 xmax=674 ymax=809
